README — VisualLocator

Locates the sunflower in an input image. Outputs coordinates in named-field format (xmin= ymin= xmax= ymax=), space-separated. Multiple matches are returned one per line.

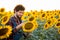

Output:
xmin=45 ymin=10 xmax=50 ymax=13
xmin=0 ymin=12 xmax=3 ymax=14
xmin=51 ymin=18 xmax=57 ymax=24
xmin=0 ymin=25 xmax=12 ymax=39
xmin=0 ymin=11 xmax=6 ymax=15
xmin=49 ymin=14 xmax=55 ymax=19
xmin=44 ymin=23 xmax=50 ymax=29
xmin=7 ymin=11 xmax=13 ymax=17
xmin=57 ymin=18 xmax=60 ymax=22
xmin=28 ymin=15 xmax=37 ymax=21
xmin=21 ymin=15 xmax=29 ymax=21
xmin=31 ymin=12 xmax=39 ymax=20
xmin=0 ymin=12 xmax=4 ymax=18
xmin=32 ymin=10 xmax=38 ymax=16
xmin=29 ymin=11 xmax=39 ymax=19
xmin=47 ymin=18 xmax=57 ymax=25
xmin=7 ymin=11 xmax=14 ymax=17
xmin=55 ymin=22 xmax=60 ymax=29
xmin=45 ymin=13 xmax=51 ymax=20
xmin=58 ymin=29 xmax=60 ymax=34
xmin=39 ymin=10 xmax=44 ymax=14
xmin=24 ymin=12 xmax=32 ymax=17
xmin=39 ymin=12 xmax=47 ymax=21
xmin=22 ymin=21 xmax=38 ymax=32
xmin=58 ymin=14 xmax=60 ymax=18
xmin=1 ymin=15 xmax=10 ymax=25
xmin=21 ymin=12 xmax=32 ymax=21
xmin=29 ymin=10 xmax=34 ymax=15
xmin=53 ymin=10 xmax=59 ymax=17
xmin=58 ymin=11 xmax=60 ymax=16
xmin=29 ymin=16 xmax=35 ymax=21
xmin=0 ymin=8 xmax=5 ymax=12
xmin=46 ymin=19 xmax=53 ymax=27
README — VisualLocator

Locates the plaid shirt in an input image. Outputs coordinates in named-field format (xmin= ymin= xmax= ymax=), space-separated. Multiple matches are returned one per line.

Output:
xmin=3 ymin=15 xmax=25 ymax=40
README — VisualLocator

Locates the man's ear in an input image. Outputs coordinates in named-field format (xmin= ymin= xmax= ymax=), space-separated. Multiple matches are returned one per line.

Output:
xmin=15 ymin=11 xmax=17 ymax=14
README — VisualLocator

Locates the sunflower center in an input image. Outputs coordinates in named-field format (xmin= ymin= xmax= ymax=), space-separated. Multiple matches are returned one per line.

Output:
xmin=56 ymin=22 xmax=60 ymax=26
xmin=59 ymin=30 xmax=60 ymax=32
xmin=42 ymin=14 xmax=45 ymax=17
xmin=28 ymin=13 xmax=30 ymax=16
xmin=25 ymin=23 xmax=33 ymax=30
xmin=0 ymin=8 xmax=5 ymax=12
xmin=0 ymin=28 xmax=8 ymax=36
xmin=59 ymin=11 xmax=60 ymax=13
xmin=45 ymin=24 xmax=47 ymax=28
xmin=47 ymin=11 xmax=49 ymax=13
xmin=3 ymin=16 xmax=7 ymax=22
xmin=47 ymin=14 xmax=49 ymax=16
xmin=58 ymin=30 xmax=60 ymax=34
xmin=41 ymin=11 xmax=43 ymax=13
xmin=29 ymin=17 xmax=34 ymax=21
xmin=33 ymin=12 xmax=35 ymax=14
xmin=55 ymin=13 xmax=56 ymax=15
xmin=48 ymin=21 xmax=51 ymax=24
xmin=51 ymin=16 xmax=53 ymax=18
xmin=58 ymin=19 xmax=60 ymax=21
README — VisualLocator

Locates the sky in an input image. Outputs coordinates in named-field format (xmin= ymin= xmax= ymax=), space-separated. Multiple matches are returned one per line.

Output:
xmin=0 ymin=0 xmax=60 ymax=11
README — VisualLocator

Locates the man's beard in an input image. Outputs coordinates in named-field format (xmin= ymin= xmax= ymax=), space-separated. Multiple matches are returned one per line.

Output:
xmin=16 ymin=15 xmax=21 ymax=19
xmin=19 ymin=16 xmax=22 ymax=18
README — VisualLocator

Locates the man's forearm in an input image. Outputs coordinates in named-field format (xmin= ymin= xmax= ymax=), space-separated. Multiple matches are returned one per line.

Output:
xmin=16 ymin=24 xmax=22 ymax=30
xmin=12 ymin=25 xmax=22 ymax=33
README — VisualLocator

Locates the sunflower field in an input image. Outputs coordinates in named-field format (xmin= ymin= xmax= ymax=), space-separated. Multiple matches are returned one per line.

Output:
xmin=0 ymin=8 xmax=60 ymax=40
xmin=0 ymin=8 xmax=12 ymax=40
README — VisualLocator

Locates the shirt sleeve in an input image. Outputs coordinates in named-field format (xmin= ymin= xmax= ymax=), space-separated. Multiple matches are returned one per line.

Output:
xmin=6 ymin=19 xmax=18 ymax=33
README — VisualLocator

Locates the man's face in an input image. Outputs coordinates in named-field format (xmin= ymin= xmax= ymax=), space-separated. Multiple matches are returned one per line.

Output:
xmin=16 ymin=10 xmax=24 ymax=17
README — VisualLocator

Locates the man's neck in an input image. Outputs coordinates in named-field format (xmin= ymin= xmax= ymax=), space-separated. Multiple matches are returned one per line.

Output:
xmin=14 ymin=14 xmax=22 ymax=23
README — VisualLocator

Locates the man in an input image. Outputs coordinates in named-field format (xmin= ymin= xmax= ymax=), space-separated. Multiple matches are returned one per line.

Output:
xmin=3 ymin=4 xmax=26 ymax=40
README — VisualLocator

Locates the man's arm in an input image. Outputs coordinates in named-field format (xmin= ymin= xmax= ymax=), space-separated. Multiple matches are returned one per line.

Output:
xmin=6 ymin=19 xmax=23 ymax=33
xmin=16 ymin=23 xmax=24 ymax=30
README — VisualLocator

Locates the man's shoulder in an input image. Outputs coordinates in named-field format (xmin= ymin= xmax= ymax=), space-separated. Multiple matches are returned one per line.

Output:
xmin=6 ymin=16 xmax=15 ymax=25
xmin=10 ymin=16 xmax=15 ymax=20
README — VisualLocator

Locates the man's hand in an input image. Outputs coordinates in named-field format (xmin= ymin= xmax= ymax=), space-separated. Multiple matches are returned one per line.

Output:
xmin=16 ymin=22 xmax=24 ymax=30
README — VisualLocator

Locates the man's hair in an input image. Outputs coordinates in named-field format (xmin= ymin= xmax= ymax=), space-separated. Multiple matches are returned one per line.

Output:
xmin=14 ymin=4 xmax=25 ymax=13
